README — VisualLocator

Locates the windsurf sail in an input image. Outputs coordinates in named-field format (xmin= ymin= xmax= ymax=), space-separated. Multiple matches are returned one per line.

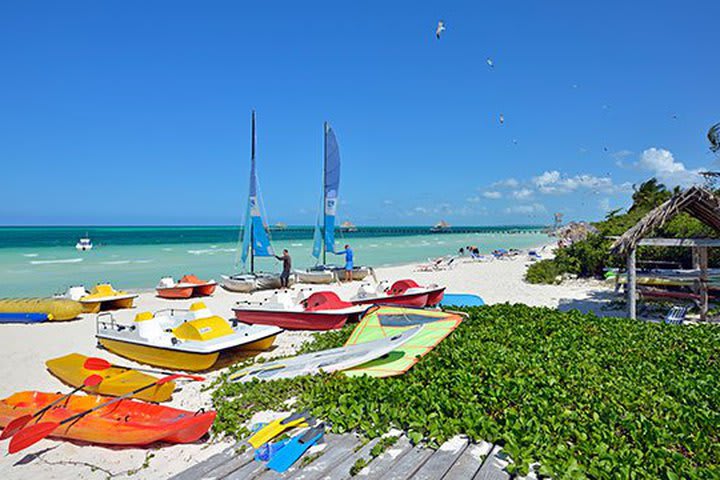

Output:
xmin=241 ymin=111 xmax=274 ymax=270
xmin=311 ymin=216 xmax=322 ymax=259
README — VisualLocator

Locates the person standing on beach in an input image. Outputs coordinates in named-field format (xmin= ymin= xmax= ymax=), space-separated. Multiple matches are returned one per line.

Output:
xmin=334 ymin=244 xmax=354 ymax=282
xmin=275 ymin=249 xmax=292 ymax=288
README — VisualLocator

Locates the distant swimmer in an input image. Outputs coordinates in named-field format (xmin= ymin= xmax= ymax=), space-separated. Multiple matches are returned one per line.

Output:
xmin=436 ymin=21 xmax=445 ymax=39
xmin=275 ymin=249 xmax=292 ymax=288
xmin=334 ymin=244 xmax=354 ymax=282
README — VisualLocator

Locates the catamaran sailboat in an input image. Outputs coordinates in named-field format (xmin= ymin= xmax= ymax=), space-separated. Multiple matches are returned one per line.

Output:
xmin=296 ymin=123 xmax=372 ymax=284
xmin=221 ymin=111 xmax=290 ymax=293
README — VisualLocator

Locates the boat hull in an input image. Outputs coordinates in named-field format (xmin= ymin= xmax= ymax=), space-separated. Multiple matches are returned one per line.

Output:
xmin=296 ymin=270 xmax=336 ymax=284
xmin=156 ymin=287 xmax=195 ymax=299
xmin=0 ymin=392 xmax=215 ymax=446
xmin=194 ymin=283 xmax=217 ymax=296
xmin=352 ymin=292 xmax=429 ymax=308
xmin=425 ymin=287 xmax=446 ymax=307
xmin=98 ymin=334 xmax=278 ymax=371
xmin=233 ymin=309 xmax=349 ymax=331
xmin=81 ymin=297 xmax=136 ymax=313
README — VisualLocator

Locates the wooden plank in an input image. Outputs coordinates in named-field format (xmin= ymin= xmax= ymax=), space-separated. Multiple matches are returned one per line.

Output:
xmin=201 ymin=447 xmax=256 ymax=480
xmin=442 ymin=441 xmax=493 ymax=479
xmin=314 ymin=437 xmax=380 ymax=480
xmin=627 ymin=247 xmax=636 ymax=320
xmin=412 ymin=436 xmax=469 ymax=480
xmin=381 ymin=444 xmax=434 ymax=480
xmin=637 ymin=238 xmax=720 ymax=247
xmin=222 ymin=458 xmax=267 ymax=480
xmin=269 ymin=434 xmax=359 ymax=480
xmin=170 ymin=444 xmax=254 ymax=480
xmin=473 ymin=445 xmax=510 ymax=480
xmin=355 ymin=435 xmax=414 ymax=478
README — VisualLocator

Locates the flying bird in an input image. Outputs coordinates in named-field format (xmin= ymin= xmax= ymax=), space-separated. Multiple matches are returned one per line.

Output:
xmin=486 ymin=57 xmax=494 ymax=68
xmin=499 ymin=114 xmax=504 ymax=125
xmin=436 ymin=21 xmax=445 ymax=39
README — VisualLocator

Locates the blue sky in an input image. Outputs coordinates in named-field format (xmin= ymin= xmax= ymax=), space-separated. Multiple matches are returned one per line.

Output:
xmin=0 ymin=1 xmax=717 ymax=226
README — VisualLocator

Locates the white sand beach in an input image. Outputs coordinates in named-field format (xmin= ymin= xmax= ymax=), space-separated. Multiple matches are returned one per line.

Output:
xmin=0 ymin=248 xmax=617 ymax=479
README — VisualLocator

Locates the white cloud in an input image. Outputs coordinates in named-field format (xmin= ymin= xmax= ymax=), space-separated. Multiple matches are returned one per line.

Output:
xmin=491 ymin=178 xmax=519 ymax=188
xmin=382 ymin=199 xmax=393 ymax=205
xmin=511 ymin=188 xmax=533 ymax=200
xmin=413 ymin=206 xmax=428 ymax=214
xmin=482 ymin=191 xmax=502 ymax=199
xmin=504 ymin=203 xmax=547 ymax=214
xmin=466 ymin=195 xmax=481 ymax=203
xmin=636 ymin=148 xmax=703 ymax=187
xmin=532 ymin=170 xmax=617 ymax=194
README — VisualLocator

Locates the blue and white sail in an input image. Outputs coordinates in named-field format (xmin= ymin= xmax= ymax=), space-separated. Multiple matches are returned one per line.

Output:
xmin=312 ymin=123 xmax=341 ymax=260
xmin=241 ymin=111 xmax=274 ymax=269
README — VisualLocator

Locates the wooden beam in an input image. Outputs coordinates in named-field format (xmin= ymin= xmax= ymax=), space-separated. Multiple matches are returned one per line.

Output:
xmin=627 ymin=247 xmax=637 ymax=320
xmin=699 ymin=246 xmax=709 ymax=322
xmin=636 ymin=238 xmax=720 ymax=247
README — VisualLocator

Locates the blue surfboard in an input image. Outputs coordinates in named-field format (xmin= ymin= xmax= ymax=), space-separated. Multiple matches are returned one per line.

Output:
xmin=439 ymin=293 xmax=485 ymax=307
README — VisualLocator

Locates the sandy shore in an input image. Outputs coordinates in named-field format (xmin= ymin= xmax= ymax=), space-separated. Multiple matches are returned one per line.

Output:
xmin=0 ymin=248 xmax=617 ymax=479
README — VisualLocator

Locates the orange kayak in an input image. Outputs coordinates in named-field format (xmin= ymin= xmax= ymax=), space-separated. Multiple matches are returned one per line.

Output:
xmin=0 ymin=392 xmax=215 ymax=447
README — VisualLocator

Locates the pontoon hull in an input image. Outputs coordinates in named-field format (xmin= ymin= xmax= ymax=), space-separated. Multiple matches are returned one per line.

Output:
xmin=351 ymin=292 xmax=429 ymax=308
xmin=233 ymin=309 xmax=351 ymax=331
xmin=98 ymin=334 xmax=278 ymax=371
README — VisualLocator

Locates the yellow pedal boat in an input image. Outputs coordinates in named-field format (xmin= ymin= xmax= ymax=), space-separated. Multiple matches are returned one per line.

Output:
xmin=45 ymin=353 xmax=175 ymax=402
xmin=63 ymin=284 xmax=138 ymax=313
xmin=96 ymin=302 xmax=282 ymax=371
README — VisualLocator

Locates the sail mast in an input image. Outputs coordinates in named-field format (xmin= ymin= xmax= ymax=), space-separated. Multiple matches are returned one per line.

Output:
xmin=322 ymin=121 xmax=328 ymax=265
xmin=250 ymin=110 xmax=256 ymax=273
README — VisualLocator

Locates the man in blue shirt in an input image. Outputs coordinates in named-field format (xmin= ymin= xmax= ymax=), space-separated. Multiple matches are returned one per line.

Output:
xmin=334 ymin=244 xmax=354 ymax=282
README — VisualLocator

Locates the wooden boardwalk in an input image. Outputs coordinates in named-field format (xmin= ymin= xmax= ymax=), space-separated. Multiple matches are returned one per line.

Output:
xmin=171 ymin=433 xmax=524 ymax=480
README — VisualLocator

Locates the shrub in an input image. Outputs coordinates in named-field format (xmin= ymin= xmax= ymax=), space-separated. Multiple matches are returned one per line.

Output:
xmin=212 ymin=305 xmax=720 ymax=478
xmin=525 ymin=259 xmax=562 ymax=284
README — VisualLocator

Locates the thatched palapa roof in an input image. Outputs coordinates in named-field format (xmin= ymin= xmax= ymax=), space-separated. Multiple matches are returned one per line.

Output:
xmin=611 ymin=186 xmax=720 ymax=255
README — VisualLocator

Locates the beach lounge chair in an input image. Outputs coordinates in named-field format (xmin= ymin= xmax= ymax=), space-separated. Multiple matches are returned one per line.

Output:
xmin=415 ymin=256 xmax=455 ymax=272
xmin=664 ymin=306 xmax=687 ymax=325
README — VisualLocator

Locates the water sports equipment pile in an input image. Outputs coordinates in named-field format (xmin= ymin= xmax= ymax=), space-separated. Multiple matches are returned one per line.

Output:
xmin=0 ymin=270 xmax=476 ymax=473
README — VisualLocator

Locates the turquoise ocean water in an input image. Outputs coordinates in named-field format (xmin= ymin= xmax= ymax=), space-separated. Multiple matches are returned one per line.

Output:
xmin=0 ymin=226 xmax=548 ymax=296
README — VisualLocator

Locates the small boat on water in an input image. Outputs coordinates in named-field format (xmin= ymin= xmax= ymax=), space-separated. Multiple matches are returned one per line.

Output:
xmin=0 ymin=391 xmax=216 ymax=447
xmin=430 ymin=220 xmax=451 ymax=233
xmin=350 ymin=279 xmax=445 ymax=308
xmin=96 ymin=301 xmax=282 ymax=371
xmin=46 ymin=353 xmax=176 ymax=402
xmin=233 ymin=290 xmax=369 ymax=330
xmin=75 ymin=235 xmax=93 ymax=251
xmin=62 ymin=284 xmax=137 ymax=313
xmin=156 ymin=274 xmax=217 ymax=299
xmin=221 ymin=111 xmax=285 ymax=293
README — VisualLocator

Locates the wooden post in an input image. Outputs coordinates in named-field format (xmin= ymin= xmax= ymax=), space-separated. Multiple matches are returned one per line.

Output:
xmin=627 ymin=247 xmax=637 ymax=320
xmin=699 ymin=246 xmax=709 ymax=321
xmin=692 ymin=247 xmax=700 ymax=269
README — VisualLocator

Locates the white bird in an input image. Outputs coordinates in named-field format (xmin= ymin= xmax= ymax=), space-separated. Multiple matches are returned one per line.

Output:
xmin=436 ymin=21 xmax=445 ymax=39
xmin=499 ymin=114 xmax=505 ymax=125
xmin=486 ymin=57 xmax=494 ymax=68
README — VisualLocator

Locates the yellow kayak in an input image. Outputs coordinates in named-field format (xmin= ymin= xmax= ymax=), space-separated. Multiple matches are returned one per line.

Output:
xmin=45 ymin=353 xmax=176 ymax=402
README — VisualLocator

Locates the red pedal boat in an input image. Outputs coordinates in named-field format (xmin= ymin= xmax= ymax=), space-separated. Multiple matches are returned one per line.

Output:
xmin=350 ymin=279 xmax=445 ymax=308
xmin=156 ymin=275 xmax=217 ymax=299
xmin=233 ymin=290 xmax=369 ymax=331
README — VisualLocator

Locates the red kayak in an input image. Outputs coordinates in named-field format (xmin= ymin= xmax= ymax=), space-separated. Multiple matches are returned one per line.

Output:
xmin=233 ymin=291 xmax=369 ymax=331
xmin=0 ymin=391 xmax=216 ymax=447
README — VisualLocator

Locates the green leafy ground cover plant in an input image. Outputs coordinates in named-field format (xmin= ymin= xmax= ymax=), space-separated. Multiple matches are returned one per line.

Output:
xmin=212 ymin=305 xmax=719 ymax=478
